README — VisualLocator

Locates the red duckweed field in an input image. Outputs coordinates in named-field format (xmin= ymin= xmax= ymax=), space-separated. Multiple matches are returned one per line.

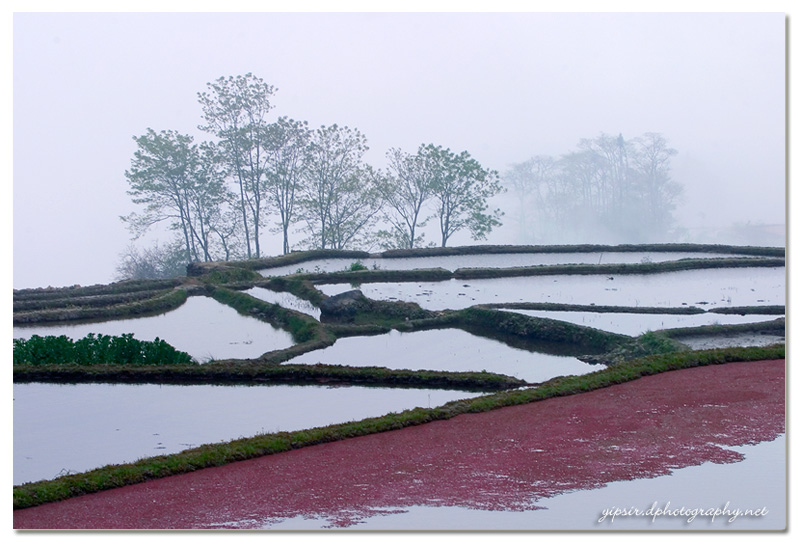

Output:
xmin=14 ymin=358 xmax=784 ymax=530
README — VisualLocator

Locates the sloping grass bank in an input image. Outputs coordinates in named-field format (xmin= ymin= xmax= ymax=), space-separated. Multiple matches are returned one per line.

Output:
xmin=452 ymin=257 xmax=785 ymax=279
xmin=658 ymin=317 xmax=786 ymax=340
xmin=13 ymin=362 xmax=523 ymax=390
xmin=206 ymin=286 xmax=325 ymax=345
xmin=13 ymin=344 xmax=784 ymax=510
xmin=179 ymin=243 xmax=786 ymax=278
xmin=478 ymin=301 xmax=707 ymax=314
xmin=379 ymin=243 xmax=784 ymax=258
xmin=13 ymin=288 xmax=190 ymax=325
xmin=12 ymin=288 xmax=176 ymax=313
xmin=239 ymin=256 xmax=783 ymax=286
xmin=452 ymin=307 xmax=629 ymax=353
xmin=13 ymin=278 xmax=183 ymax=301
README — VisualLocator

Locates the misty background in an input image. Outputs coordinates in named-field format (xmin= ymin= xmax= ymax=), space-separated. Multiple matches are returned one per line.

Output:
xmin=12 ymin=11 xmax=786 ymax=289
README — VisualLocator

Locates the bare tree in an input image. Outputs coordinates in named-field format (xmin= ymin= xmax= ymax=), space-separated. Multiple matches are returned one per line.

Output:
xmin=115 ymin=241 xmax=187 ymax=280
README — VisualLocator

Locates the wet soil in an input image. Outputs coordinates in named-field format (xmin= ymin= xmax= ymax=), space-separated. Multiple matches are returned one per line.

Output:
xmin=14 ymin=359 xmax=784 ymax=530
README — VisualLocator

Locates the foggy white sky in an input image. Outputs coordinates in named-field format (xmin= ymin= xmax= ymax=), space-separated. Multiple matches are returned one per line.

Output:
xmin=9 ymin=6 xmax=789 ymax=289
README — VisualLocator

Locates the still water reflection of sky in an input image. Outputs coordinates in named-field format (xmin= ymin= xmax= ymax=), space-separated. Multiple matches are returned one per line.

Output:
xmin=498 ymin=308 xmax=783 ymax=336
xmin=13 ymin=296 xmax=295 ymax=362
xmin=264 ymin=435 xmax=785 ymax=531
xmin=285 ymin=328 xmax=601 ymax=383
xmin=258 ymin=252 xmax=744 ymax=277
xmin=13 ymin=382 xmax=483 ymax=486
xmin=319 ymin=267 xmax=785 ymax=311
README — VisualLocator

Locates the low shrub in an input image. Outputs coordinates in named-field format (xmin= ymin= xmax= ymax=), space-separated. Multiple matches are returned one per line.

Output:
xmin=347 ymin=260 xmax=369 ymax=272
xmin=13 ymin=333 xmax=195 ymax=365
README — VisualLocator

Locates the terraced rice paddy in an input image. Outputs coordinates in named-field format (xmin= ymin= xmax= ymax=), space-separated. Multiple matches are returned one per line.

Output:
xmin=12 ymin=244 xmax=786 ymax=529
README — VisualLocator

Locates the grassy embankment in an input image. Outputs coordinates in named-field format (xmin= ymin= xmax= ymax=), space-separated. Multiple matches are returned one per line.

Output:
xmin=376 ymin=242 xmax=785 ymax=258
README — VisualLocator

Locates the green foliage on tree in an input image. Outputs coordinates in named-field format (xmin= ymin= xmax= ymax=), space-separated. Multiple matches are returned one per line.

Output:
xmin=298 ymin=124 xmax=383 ymax=250
xmin=376 ymin=145 xmax=438 ymax=249
xmin=121 ymin=129 xmax=236 ymax=268
xmin=263 ymin=117 xmax=311 ymax=254
xmin=426 ymin=145 xmax=504 ymax=248
xmin=377 ymin=144 xmax=503 ymax=249
xmin=121 ymin=74 xmax=684 ymax=260
xmin=198 ymin=73 xmax=277 ymax=258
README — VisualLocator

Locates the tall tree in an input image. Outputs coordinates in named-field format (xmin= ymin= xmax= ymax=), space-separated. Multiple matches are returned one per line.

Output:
xmin=122 ymin=130 xmax=232 ymax=263
xmin=325 ymin=165 xmax=384 ymax=250
xmin=122 ymin=129 xmax=201 ymax=264
xmin=299 ymin=124 xmax=380 ymax=250
xmin=197 ymin=73 xmax=276 ymax=258
xmin=427 ymin=146 xmax=503 ymax=247
xmin=630 ymin=132 xmax=681 ymax=237
xmin=191 ymin=141 xmax=238 ymax=261
xmin=263 ymin=117 xmax=311 ymax=254
xmin=377 ymin=144 xmax=439 ymax=249
xmin=502 ymin=155 xmax=557 ymax=242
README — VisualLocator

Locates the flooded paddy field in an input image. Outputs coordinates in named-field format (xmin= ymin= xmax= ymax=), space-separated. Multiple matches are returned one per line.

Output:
xmin=12 ymin=295 xmax=294 ymax=362
xmin=13 ymin=245 xmax=786 ymax=529
xmin=318 ymin=266 xmax=785 ymax=311
xmin=497 ymin=309 xmax=784 ymax=337
xmin=258 ymin=251 xmax=743 ymax=277
xmin=285 ymin=328 xmax=600 ymax=383
xmin=14 ymin=382 xmax=483 ymax=486
xmin=245 ymin=286 xmax=321 ymax=320
xmin=14 ymin=359 xmax=784 ymax=530
xmin=676 ymin=333 xmax=786 ymax=350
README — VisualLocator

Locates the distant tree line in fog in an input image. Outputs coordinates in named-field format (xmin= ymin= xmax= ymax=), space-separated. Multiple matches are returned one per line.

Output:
xmin=118 ymin=73 xmax=681 ymax=280
xmin=503 ymin=132 xmax=681 ymax=244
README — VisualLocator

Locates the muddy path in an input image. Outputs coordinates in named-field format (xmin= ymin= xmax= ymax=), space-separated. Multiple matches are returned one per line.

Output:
xmin=14 ymin=359 xmax=784 ymax=530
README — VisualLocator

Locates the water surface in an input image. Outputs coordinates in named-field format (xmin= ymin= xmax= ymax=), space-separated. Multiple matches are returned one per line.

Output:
xmin=319 ymin=267 xmax=785 ymax=311
xmin=498 ymin=309 xmax=784 ymax=336
xmin=676 ymin=334 xmax=785 ymax=350
xmin=286 ymin=328 xmax=601 ymax=383
xmin=246 ymin=287 xmax=321 ymax=320
xmin=13 ymin=296 xmax=294 ymax=362
xmin=13 ymin=382 xmax=483 ymax=485
xmin=258 ymin=251 xmax=744 ymax=277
